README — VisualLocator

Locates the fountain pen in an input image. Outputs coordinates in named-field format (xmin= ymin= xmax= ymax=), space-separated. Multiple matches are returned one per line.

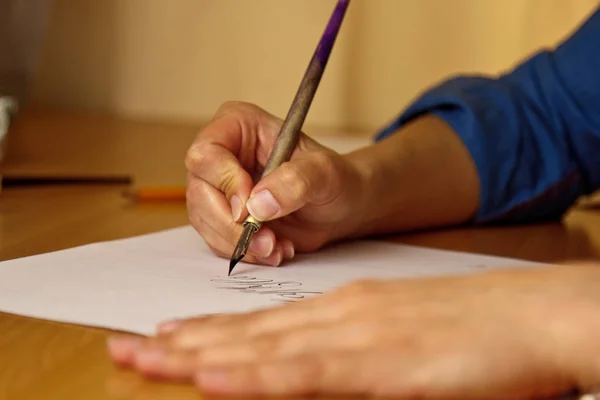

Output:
xmin=228 ymin=0 xmax=351 ymax=275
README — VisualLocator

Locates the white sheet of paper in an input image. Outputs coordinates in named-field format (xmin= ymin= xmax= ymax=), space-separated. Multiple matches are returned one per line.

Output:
xmin=0 ymin=226 xmax=548 ymax=335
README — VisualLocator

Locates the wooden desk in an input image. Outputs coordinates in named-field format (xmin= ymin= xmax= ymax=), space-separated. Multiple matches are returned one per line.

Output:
xmin=0 ymin=110 xmax=599 ymax=399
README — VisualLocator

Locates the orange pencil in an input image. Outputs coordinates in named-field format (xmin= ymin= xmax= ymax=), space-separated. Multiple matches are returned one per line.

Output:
xmin=124 ymin=186 xmax=186 ymax=202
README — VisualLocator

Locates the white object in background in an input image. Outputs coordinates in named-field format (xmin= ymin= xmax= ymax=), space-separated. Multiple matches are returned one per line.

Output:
xmin=0 ymin=96 xmax=17 ymax=163
xmin=580 ymin=393 xmax=600 ymax=400
xmin=0 ymin=225 xmax=547 ymax=336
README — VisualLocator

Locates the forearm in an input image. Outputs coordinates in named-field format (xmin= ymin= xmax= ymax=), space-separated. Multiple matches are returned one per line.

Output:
xmin=345 ymin=114 xmax=480 ymax=237
xmin=347 ymin=7 xmax=600 ymax=237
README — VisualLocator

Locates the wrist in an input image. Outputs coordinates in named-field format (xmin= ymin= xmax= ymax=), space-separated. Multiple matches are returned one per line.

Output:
xmin=338 ymin=148 xmax=377 ymax=240
xmin=342 ymin=138 xmax=410 ymax=239
xmin=342 ymin=114 xmax=480 ymax=238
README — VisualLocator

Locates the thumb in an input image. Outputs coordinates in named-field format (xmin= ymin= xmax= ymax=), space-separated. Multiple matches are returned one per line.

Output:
xmin=245 ymin=151 xmax=342 ymax=222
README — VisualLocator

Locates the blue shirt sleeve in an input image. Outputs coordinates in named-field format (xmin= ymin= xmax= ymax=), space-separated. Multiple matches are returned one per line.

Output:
xmin=375 ymin=7 xmax=600 ymax=224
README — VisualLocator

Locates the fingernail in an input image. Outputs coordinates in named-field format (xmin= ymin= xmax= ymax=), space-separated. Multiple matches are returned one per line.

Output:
xmin=157 ymin=320 xmax=181 ymax=334
xmin=273 ymin=249 xmax=283 ymax=267
xmin=135 ymin=348 xmax=165 ymax=366
xmin=246 ymin=190 xmax=280 ymax=221
xmin=230 ymin=195 xmax=242 ymax=222
xmin=248 ymin=232 xmax=274 ymax=258
xmin=258 ymin=248 xmax=283 ymax=267
xmin=283 ymin=242 xmax=295 ymax=259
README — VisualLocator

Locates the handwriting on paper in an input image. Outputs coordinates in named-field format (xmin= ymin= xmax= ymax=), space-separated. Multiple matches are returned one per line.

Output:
xmin=210 ymin=275 xmax=323 ymax=304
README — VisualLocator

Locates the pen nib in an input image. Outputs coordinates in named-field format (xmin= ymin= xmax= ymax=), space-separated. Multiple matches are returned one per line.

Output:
xmin=228 ymin=222 xmax=259 ymax=276
xmin=228 ymin=257 xmax=241 ymax=276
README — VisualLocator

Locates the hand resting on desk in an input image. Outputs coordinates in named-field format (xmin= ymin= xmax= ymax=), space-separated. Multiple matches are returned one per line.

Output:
xmin=108 ymin=262 xmax=600 ymax=398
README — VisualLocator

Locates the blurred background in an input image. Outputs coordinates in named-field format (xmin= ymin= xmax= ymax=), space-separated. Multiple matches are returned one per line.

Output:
xmin=1 ymin=0 xmax=599 ymax=256
xmin=11 ymin=0 xmax=598 ymax=136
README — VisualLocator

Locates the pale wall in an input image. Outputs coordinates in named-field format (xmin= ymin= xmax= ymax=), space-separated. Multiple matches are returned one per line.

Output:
xmin=31 ymin=0 xmax=599 ymax=135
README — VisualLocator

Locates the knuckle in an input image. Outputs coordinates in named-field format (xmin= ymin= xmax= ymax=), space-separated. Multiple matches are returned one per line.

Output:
xmin=186 ymin=146 xmax=239 ymax=197
xmin=280 ymin=164 xmax=310 ymax=201
xmin=167 ymin=329 xmax=193 ymax=348
xmin=278 ymin=164 xmax=299 ymax=184
xmin=310 ymin=151 xmax=336 ymax=172
xmin=311 ymin=151 xmax=341 ymax=193
xmin=184 ymin=144 xmax=206 ymax=172
xmin=218 ymin=100 xmax=245 ymax=112
xmin=216 ymin=100 xmax=258 ymax=117
xmin=219 ymin=168 xmax=238 ymax=197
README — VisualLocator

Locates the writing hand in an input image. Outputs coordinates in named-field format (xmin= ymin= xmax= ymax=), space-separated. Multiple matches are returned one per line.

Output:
xmin=185 ymin=101 xmax=369 ymax=267
xmin=107 ymin=263 xmax=600 ymax=398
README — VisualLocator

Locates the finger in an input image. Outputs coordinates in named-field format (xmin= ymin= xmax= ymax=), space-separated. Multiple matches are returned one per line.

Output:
xmin=123 ymin=343 xmax=378 ymax=393
xmin=192 ymin=213 xmax=284 ymax=267
xmin=193 ymin=351 xmax=380 ymax=396
xmin=185 ymin=113 xmax=258 ymax=214
xmin=278 ymin=237 xmax=295 ymax=259
xmin=109 ymin=336 xmax=196 ymax=383
xmin=186 ymin=173 xmax=241 ymax=246
xmin=162 ymin=298 xmax=345 ymax=350
xmin=149 ymin=319 xmax=406 ymax=380
xmin=107 ymin=334 xmax=145 ymax=366
xmin=186 ymin=144 xmax=254 ymax=222
xmin=109 ymin=326 xmax=461 ymax=397
xmin=107 ymin=334 xmax=182 ymax=370
xmin=185 ymin=101 xmax=291 ymax=217
xmin=258 ymin=216 xmax=332 ymax=253
xmin=187 ymin=176 xmax=287 ymax=263
xmin=112 ymin=334 xmax=568 ymax=399
xmin=245 ymin=151 xmax=344 ymax=222
xmin=192 ymin=346 xmax=571 ymax=398
xmin=127 ymin=324 xmax=352 ymax=382
xmin=155 ymin=280 xmax=397 ymax=350
xmin=132 ymin=346 xmax=197 ymax=382
xmin=108 ymin=279 xmax=324 ymax=366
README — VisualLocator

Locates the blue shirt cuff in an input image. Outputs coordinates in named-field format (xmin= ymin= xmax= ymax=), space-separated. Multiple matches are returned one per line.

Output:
xmin=373 ymin=7 xmax=600 ymax=225
xmin=373 ymin=74 xmax=586 ymax=224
